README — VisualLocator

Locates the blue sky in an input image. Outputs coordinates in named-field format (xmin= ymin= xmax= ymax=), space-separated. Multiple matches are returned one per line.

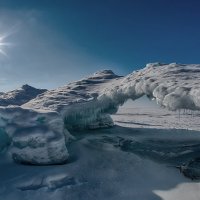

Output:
xmin=0 ymin=0 xmax=200 ymax=91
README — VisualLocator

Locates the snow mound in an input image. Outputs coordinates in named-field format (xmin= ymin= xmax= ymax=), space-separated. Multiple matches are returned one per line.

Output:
xmin=2 ymin=63 xmax=200 ymax=165
xmin=0 ymin=84 xmax=47 ymax=106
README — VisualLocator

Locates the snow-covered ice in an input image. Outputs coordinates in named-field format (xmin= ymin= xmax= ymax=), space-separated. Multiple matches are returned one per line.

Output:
xmin=0 ymin=106 xmax=69 ymax=165
xmin=1 ymin=63 xmax=200 ymax=164
xmin=0 ymin=63 xmax=200 ymax=199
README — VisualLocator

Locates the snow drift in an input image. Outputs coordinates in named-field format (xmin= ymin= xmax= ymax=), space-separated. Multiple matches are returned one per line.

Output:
xmin=1 ymin=63 xmax=200 ymax=164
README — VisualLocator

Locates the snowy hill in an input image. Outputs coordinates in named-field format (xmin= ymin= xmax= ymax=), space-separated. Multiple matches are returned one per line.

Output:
xmin=0 ymin=84 xmax=47 ymax=106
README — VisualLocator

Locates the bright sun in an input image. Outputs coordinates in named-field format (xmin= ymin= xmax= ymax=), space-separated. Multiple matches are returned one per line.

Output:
xmin=0 ymin=34 xmax=12 ymax=57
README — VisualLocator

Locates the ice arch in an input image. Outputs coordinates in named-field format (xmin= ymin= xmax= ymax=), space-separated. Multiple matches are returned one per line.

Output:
xmin=1 ymin=63 xmax=200 ymax=165
xmin=23 ymin=63 xmax=200 ymax=129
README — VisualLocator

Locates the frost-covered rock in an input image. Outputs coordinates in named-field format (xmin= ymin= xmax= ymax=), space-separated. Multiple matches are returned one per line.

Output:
xmin=0 ymin=84 xmax=47 ymax=106
xmin=0 ymin=106 xmax=69 ymax=165
xmin=2 ymin=64 xmax=200 ymax=165
xmin=179 ymin=158 xmax=200 ymax=180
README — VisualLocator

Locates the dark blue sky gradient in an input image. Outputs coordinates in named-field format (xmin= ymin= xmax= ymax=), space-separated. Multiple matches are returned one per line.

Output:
xmin=0 ymin=0 xmax=200 ymax=90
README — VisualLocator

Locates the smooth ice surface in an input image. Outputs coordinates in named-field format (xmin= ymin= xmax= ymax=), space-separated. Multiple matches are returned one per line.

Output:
xmin=112 ymin=98 xmax=200 ymax=131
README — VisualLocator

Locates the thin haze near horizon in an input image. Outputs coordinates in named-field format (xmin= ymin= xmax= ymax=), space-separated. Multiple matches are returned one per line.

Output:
xmin=0 ymin=0 xmax=200 ymax=91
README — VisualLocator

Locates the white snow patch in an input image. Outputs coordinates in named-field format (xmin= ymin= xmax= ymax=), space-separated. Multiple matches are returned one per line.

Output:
xmin=154 ymin=182 xmax=200 ymax=200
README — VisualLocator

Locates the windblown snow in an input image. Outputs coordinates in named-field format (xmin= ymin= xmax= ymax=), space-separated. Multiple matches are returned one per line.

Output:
xmin=1 ymin=63 xmax=200 ymax=164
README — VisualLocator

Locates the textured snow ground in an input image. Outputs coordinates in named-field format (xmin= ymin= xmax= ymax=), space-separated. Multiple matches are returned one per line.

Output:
xmin=0 ymin=130 xmax=198 ymax=200
xmin=1 ymin=104 xmax=200 ymax=200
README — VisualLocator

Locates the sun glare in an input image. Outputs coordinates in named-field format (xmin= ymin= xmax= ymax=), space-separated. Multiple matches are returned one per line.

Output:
xmin=0 ymin=34 xmax=12 ymax=57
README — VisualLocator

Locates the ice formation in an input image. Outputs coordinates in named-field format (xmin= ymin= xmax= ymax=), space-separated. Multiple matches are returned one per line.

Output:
xmin=0 ymin=106 xmax=68 ymax=164
xmin=1 ymin=63 xmax=200 ymax=164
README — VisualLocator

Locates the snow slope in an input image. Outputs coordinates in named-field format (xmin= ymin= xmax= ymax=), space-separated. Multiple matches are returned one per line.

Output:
xmin=1 ymin=63 xmax=200 ymax=164
xmin=0 ymin=84 xmax=47 ymax=106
